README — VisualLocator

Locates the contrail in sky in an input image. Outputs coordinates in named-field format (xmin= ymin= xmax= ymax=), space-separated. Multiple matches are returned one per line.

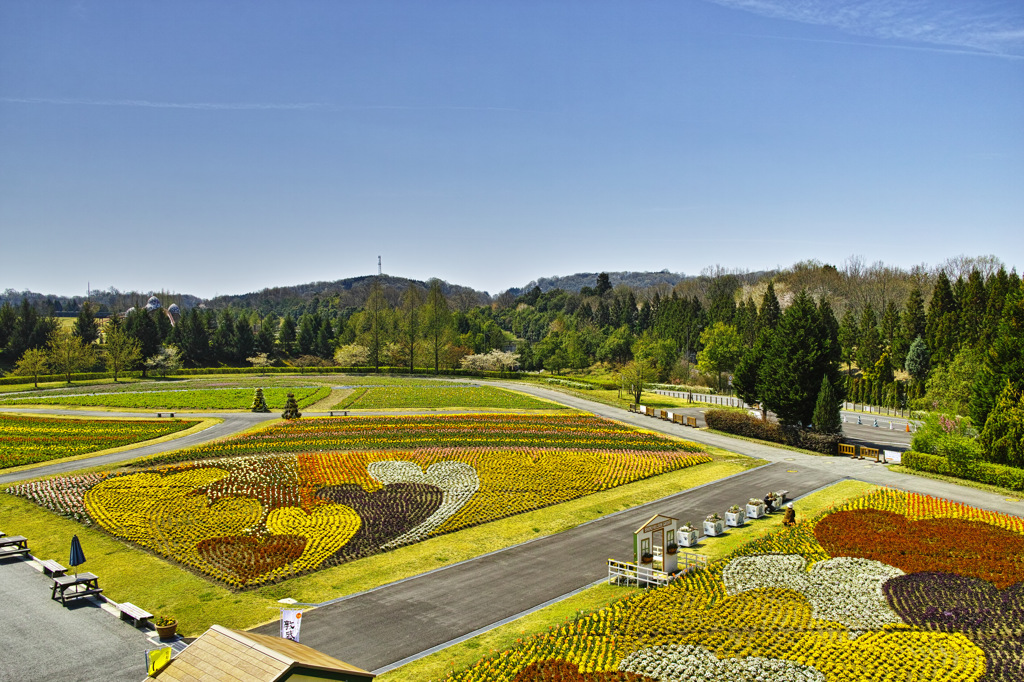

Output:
xmin=0 ymin=97 xmax=532 ymax=113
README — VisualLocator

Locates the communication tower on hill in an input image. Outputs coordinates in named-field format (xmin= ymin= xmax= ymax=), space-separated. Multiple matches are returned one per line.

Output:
xmin=378 ymin=256 xmax=381 ymax=276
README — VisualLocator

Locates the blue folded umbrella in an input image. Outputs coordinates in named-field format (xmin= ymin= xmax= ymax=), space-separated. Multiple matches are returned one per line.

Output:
xmin=69 ymin=535 xmax=86 ymax=578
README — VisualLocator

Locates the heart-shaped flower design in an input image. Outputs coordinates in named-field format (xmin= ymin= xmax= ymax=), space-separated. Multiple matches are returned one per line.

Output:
xmin=366 ymin=460 xmax=480 ymax=548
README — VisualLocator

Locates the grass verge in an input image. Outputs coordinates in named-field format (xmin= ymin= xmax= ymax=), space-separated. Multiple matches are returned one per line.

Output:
xmin=378 ymin=479 xmax=880 ymax=681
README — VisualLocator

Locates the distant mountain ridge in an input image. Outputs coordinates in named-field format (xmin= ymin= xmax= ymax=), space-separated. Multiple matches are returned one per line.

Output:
xmin=512 ymin=270 xmax=687 ymax=295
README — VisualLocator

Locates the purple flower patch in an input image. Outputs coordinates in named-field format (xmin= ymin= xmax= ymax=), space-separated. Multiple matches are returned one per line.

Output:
xmin=884 ymin=572 xmax=1024 ymax=682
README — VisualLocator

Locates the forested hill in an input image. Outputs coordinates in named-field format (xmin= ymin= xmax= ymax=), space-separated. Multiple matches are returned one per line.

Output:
xmin=205 ymin=275 xmax=489 ymax=315
xmin=513 ymin=270 xmax=687 ymax=294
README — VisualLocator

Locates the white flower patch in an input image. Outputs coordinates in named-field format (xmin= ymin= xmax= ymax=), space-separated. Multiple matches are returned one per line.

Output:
xmin=619 ymin=644 xmax=825 ymax=682
xmin=368 ymin=460 xmax=479 ymax=548
xmin=722 ymin=554 xmax=905 ymax=635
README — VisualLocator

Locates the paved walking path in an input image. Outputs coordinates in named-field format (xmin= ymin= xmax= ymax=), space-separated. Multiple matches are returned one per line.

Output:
xmin=0 ymin=557 xmax=148 ymax=682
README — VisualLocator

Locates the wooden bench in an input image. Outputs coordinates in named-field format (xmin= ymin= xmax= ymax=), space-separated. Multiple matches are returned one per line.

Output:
xmin=39 ymin=559 xmax=67 ymax=577
xmin=839 ymin=443 xmax=856 ymax=458
xmin=685 ymin=416 xmax=697 ymax=427
xmin=118 ymin=601 xmax=153 ymax=628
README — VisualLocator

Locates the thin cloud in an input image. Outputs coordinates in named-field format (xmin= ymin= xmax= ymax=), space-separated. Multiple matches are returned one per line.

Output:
xmin=703 ymin=0 xmax=1024 ymax=56
xmin=0 ymin=97 xmax=533 ymax=114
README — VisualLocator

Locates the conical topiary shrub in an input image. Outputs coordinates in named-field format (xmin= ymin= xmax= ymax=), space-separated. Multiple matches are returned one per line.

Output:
xmin=250 ymin=387 xmax=270 ymax=413
xmin=282 ymin=392 xmax=302 ymax=420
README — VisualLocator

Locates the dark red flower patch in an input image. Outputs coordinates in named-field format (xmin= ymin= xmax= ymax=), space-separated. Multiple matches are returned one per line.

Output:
xmin=197 ymin=534 xmax=306 ymax=585
xmin=815 ymin=509 xmax=1024 ymax=588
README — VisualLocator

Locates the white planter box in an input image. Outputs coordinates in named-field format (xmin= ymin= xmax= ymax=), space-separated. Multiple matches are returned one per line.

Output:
xmin=725 ymin=511 xmax=746 ymax=527
xmin=704 ymin=520 xmax=725 ymax=537
xmin=746 ymin=503 xmax=765 ymax=519
xmin=679 ymin=530 xmax=699 ymax=547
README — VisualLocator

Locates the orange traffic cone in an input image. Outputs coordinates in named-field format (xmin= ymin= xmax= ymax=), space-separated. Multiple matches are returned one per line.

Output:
xmin=905 ymin=423 xmax=910 ymax=432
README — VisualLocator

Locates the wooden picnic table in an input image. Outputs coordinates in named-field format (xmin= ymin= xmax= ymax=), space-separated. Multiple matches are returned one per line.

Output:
xmin=0 ymin=535 xmax=30 ymax=559
xmin=51 ymin=572 xmax=103 ymax=605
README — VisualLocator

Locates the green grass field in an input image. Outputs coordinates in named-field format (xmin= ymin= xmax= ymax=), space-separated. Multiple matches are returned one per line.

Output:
xmin=0 ymin=386 xmax=330 ymax=410
xmin=332 ymin=383 xmax=564 ymax=410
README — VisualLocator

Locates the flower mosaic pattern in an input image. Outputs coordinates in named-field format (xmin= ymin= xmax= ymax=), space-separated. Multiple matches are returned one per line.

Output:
xmin=619 ymin=645 xmax=825 ymax=682
xmin=13 ymin=414 xmax=709 ymax=588
xmin=721 ymin=554 xmax=905 ymax=635
xmin=367 ymin=460 xmax=480 ymax=549
xmin=440 ymin=490 xmax=1012 ymax=682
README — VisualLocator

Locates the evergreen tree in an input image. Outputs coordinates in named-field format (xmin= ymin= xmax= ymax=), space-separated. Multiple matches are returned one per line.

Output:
xmin=255 ymin=314 xmax=277 ymax=356
xmin=879 ymin=301 xmax=901 ymax=361
xmin=234 ymin=314 xmax=256 ymax=363
xmin=926 ymin=271 xmax=959 ymax=366
xmin=979 ymin=382 xmax=1024 ymax=467
xmin=812 ymin=374 xmax=843 ymax=434
xmin=958 ymin=269 xmax=987 ymax=348
xmin=970 ymin=279 xmax=1024 ymax=428
xmin=278 ymin=314 xmax=297 ymax=357
xmin=314 ymin=325 xmax=333 ymax=360
xmin=758 ymin=281 xmax=782 ymax=332
xmin=72 ymin=301 xmax=100 ymax=345
xmin=838 ymin=309 xmax=858 ymax=377
xmin=595 ymin=272 xmax=612 ymax=297
xmin=898 ymin=288 xmax=926 ymax=368
xmin=733 ymin=329 xmax=772 ymax=418
xmin=175 ymin=308 xmax=210 ymax=367
xmin=0 ymin=302 xmax=16 ymax=356
xmin=124 ymin=307 xmax=160 ymax=373
xmin=905 ymin=336 xmax=930 ymax=388
xmin=211 ymin=309 xmax=236 ymax=364
xmin=400 ymin=283 xmax=423 ymax=372
xmin=856 ymin=305 xmax=882 ymax=373
xmin=296 ymin=314 xmax=316 ymax=357
xmin=760 ymin=290 xmax=842 ymax=427
xmin=981 ymin=267 xmax=1012 ymax=346
xmin=364 ymin=277 xmax=388 ymax=369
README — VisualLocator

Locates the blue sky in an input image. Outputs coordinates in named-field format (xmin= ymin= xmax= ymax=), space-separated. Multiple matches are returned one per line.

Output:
xmin=1 ymin=0 xmax=1022 ymax=298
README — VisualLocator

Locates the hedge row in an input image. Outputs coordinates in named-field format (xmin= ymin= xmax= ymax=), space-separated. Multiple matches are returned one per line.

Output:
xmin=0 ymin=365 xmax=523 ymax=386
xmin=901 ymin=450 xmax=1024 ymax=492
xmin=703 ymin=409 xmax=842 ymax=455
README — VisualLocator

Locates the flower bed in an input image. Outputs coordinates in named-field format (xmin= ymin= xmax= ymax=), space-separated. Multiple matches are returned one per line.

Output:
xmin=0 ymin=414 xmax=198 ymax=469
xmin=439 ymin=489 xmax=1023 ymax=682
xmin=9 ymin=414 xmax=710 ymax=588
xmin=0 ymin=386 xmax=329 ymax=410
xmin=333 ymin=384 xmax=562 ymax=410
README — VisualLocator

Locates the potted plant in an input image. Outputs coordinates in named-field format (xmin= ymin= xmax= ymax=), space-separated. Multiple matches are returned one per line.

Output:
xmin=725 ymin=505 xmax=746 ymax=527
xmin=154 ymin=616 xmax=178 ymax=640
xmin=665 ymin=542 xmax=678 ymax=555
xmin=704 ymin=513 xmax=725 ymax=537
xmin=746 ymin=497 xmax=766 ymax=519
xmin=679 ymin=523 xmax=699 ymax=547
xmin=640 ymin=552 xmax=654 ymax=565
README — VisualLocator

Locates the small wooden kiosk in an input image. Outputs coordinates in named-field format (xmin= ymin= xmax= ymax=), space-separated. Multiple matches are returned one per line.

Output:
xmin=634 ymin=513 xmax=679 ymax=574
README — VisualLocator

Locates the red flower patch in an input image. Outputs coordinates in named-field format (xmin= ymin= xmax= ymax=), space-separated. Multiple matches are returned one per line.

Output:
xmin=197 ymin=534 xmax=306 ymax=585
xmin=815 ymin=509 xmax=1024 ymax=588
